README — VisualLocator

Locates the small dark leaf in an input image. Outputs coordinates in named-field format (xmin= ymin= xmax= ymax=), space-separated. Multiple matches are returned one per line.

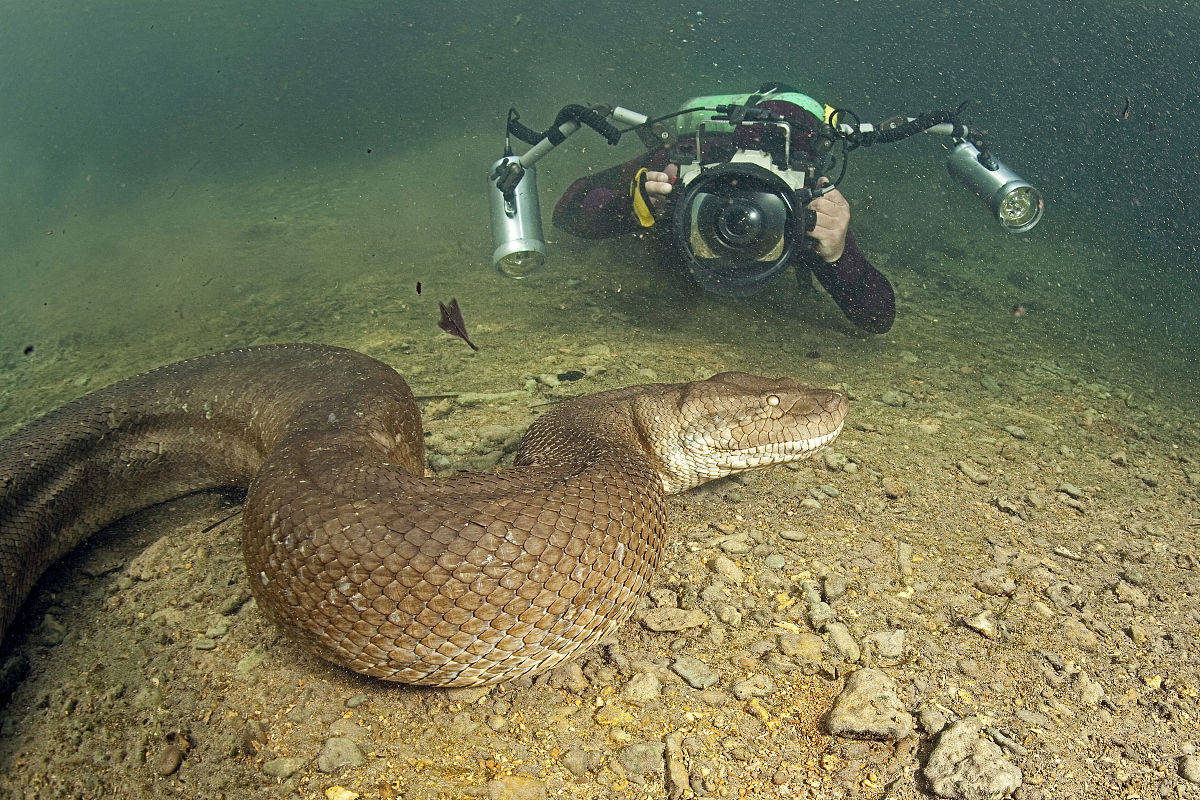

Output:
xmin=437 ymin=298 xmax=479 ymax=351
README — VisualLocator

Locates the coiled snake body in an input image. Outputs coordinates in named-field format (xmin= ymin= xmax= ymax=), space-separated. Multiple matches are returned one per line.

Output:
xmin=0 ymin=344 xmax=846 ymax=687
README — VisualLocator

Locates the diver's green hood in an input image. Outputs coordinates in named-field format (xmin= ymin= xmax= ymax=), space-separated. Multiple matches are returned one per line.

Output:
xmin=674 ymin=91 xmax=825 ymax=134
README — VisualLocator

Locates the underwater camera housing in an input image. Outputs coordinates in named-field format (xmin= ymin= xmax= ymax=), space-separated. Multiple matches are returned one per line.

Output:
xmin=487 ymin=93 xmax=1043 ymax=284
xmin=670 ymin=116 xmax=827 ymax=297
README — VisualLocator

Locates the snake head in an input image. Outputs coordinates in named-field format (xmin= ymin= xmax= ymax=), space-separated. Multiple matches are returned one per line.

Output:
xmin=635 ymin=371 xmax=848 ymax=494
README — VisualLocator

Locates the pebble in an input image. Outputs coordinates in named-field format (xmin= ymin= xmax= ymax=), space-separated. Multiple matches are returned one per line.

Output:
xmin=156 ymin=744 xmax=185 ymax=776
xmin=823 ymin=573 xmax=849 ymax=602
xmin=487 ymin=774 xmax=547 ymax=800
xmin=864 ymin=629 xmax=906 ymax=660
xmin=730 ymin=674 xmax=776 ymax=700
xmin=561 ymin=747 xmax=588 ymax=778
xmin=825 ymin=668 xmax=913 ymax=741
xmin=325 ymin=788 xmax=359 ymax=800
xmin=825 ymin=622 xmax=861 ymax=662
xmin=672 ymin=655 xmax=720 ymax=689
xmin=622 ymin=672 xmax=662 ymax=706
xmin=1058 ymin=482 xmax=1084 ymax=499
xmin=710 ymin=555 xmax=745 ymax=585
xmin=882 ymin=477 xmax=909 ymax=499
xmin=664 ymin=733 xmax=690 ymax=800
xmin=763 ymin=554 xmax=787 ymax=569
xmin=957 ymin=461 xmax=991 ymax=485
xmin=640 ymin=608 xmax=709 ymax=632
xmin=618 ymin=742 xmax=665 ymax=775
xmin=316 ymin=737 xmax=365 ymax=773
xmin=263 ymin=756 xmax=307 ymax=779
xmin=965 ymin=611 xmax=999 ymax=640
xmin=919 ymin=707 xmax=948 ymax=736
xmin=923 ymin=717 xmax=1022 ymax=800
xmin=1114 ymin=581 xmax=1149 ymax=609
xmin=975 ymin=568 xmax=1016 ymax=597
xmin=1180 ymin=755 xmax=1200 ymax=785
xmin=1002 ymin=424 xmax=1027 ymax=440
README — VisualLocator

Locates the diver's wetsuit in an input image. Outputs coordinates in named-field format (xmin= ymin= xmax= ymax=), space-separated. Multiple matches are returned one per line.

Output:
xmin=552 ymin=143 xmax=896 ymax=334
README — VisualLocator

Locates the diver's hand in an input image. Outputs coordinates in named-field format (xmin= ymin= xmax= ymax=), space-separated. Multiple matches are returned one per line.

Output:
xmin=645 ymin=163 xmax=678 ymax=210
xmin=807 ymin=177 xmax=849 ymax=262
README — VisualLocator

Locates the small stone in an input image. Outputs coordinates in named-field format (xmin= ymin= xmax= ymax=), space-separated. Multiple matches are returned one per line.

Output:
xmin=710 ymin=556 xmax=745 ymax=586
xmin=665 ymin=733 xmax=689 ymax=800
xmin=1109 ymin=450 xmax=1128 ymax=466
xmin=1180 ymin=755 xmax=1200 ymax=785
xmin=823 ymin=573 xmax=849 ymax=602
xmin=923 ymin=717 xmax=1022 ymax=800
xmin=488 ymin=774 xmax=548 ymax=800
xmin=823 ymin=451 xmax=849 ymax=471
xmin=618 ymin=742 xmax=665 ymax=776
xmin=957 ymin=461 xmax=991 ymax=485
xmin=882 ymin=477 xmax=909 ymax=499
xmin=1058 ymin=482 xmax=1084 ymax=499
xmin=825 ymin=622 xmax=861 ymax=662
xmin=156 ymin=745 xmax=185 ymax=777
xmin=975 ymin=568 xmax=1016 ymax=597
xmin=594 ymin=705 xmax=635 ymax=726
xmin=1002 ymin=424 xmax=1026 ymax=440
xmin=1114 ymin=581 xmax=1149 ymax=609
xmin=763 ymin=554 xmax=787 ymax=569
xmin=965 ymin=611 xmax=999 ymax=640
xmin=622 ymin=672 xmax=662 ymax=706
xmin=826 ymin=668 xmax=913 ymax=741
xmin=730 ymin=674 xmax=776 ymax=700
xmin=641 ymin=608 xmax=709 ymax=632
xmin=865 ymin=630 xmax=906 ymax=660
xmin=672 ymin=655 xmax=720 ymax=689
xmin=316 ymin=737 xmax=365 ymax=774
xmin=325 ymin=787 xmax=359 ymax=800
xmin=561 ymin=747 xmax=588 ymax=778
xmin=919 ymin=708 xmax=948 ymax=736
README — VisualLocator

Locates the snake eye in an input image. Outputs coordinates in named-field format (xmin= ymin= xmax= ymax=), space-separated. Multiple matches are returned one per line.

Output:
xmin=766 ymin=394 xmax=780 ymax=406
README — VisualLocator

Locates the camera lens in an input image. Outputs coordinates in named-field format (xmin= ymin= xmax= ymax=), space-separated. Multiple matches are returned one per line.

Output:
xmin=715 ymin=201 xmax=763 ymax=247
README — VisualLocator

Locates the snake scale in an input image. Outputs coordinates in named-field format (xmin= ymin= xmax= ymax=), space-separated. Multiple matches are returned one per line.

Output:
xmin=0 ymin=344 xmax=846 ymax=687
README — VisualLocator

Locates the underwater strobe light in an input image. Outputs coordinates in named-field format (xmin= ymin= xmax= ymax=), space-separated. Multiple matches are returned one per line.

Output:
xmin=489 ymin=155 xmax=546 ymax=278
xmin=945 ymin=140 xmax=1043 ymax=232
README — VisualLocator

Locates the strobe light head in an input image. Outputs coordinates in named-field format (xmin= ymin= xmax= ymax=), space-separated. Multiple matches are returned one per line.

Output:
xmin=946 ymin=140 xmax=1043 ymax=233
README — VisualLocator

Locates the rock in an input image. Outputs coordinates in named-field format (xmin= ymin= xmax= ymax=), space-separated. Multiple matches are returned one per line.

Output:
xmin=622 ymin=672 xmax=662 ymax=706
xmin=730 ymin=674 xmax=776 ymax=700
xmin=865 ymin=630 xmax=906 ymax=660
xmin=488 ymin=774 xmax=547 ymax=800
xmin=964 ymin=611 xmax=999 ymax=640
xmin=641 ymin=608 xmax=709 ymax=632
xmin=672 ymin=655 xmax=720 ymax=689
xmin=823 ymin=573 xmax=849 ymax=602
xmin=923 ymin=717 xmax=1022 ymax=800
xmin=975 ymin=569 xmax=1016 ymax=597
xmin=710 ymin=555 xmax=745 ymax=585
xmin=618 ymin=742 xmax=665 ymax=775
xmin=263 ymin=756 xmax=307 ymax=779
xmin=316 ymin=737 xmax=365 ymax=773
xmin=561 ymin=747 xmax=588 ymax=778
xmin=665 ymin=733 xmax=690 ymax=800
xmin=957 ymin=461 xmax=991 ymax=485
xmin=826 ymin=668 xmax=913 ymax=741
xmin=919 ymin=708 xmax=948 ymax=736
xmin=1114 ymin=581 xmax=1149 ymax=609
xmin=1002 ymin=424 xmax=1026 ymax=440
xmin=825 ymin=622 xmax=861 ymax=662
xmin=1180 ymin=755 xmax=1200 ymax=785
xmin=882 ymin=477 xmax=909 ymax=499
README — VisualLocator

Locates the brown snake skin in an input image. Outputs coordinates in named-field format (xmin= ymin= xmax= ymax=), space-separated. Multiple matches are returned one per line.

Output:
xmin=0 ymin=344 xmax=847 ymax=687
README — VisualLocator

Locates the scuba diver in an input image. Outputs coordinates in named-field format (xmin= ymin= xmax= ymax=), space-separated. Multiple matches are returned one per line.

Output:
xmin=551 ymin=85 xmax=896 ymax=334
